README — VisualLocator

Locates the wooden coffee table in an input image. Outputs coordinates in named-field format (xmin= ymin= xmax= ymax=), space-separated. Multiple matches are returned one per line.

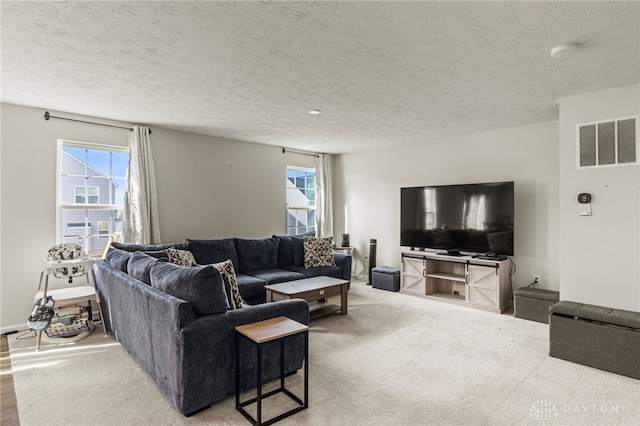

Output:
xmin=264 ymin=276 xmax=349 ymax=319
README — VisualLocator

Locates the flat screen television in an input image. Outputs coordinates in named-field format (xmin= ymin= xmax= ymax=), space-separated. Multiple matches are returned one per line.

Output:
xmin=400 ymin=181 xmax=514 ymax=256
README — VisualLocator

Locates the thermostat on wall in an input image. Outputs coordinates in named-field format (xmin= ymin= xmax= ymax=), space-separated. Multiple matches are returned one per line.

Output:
xmin=578 ymin=193 xmax=591 ymax=203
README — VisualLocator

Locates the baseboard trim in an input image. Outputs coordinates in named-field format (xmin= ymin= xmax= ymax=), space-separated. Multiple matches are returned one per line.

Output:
xmin=1 ymin=325 xmax=25 ymax=336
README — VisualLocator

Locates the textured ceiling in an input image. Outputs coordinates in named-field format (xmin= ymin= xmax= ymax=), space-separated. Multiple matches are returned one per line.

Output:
xmin=2 ymin=1 xmax=639 ymax=154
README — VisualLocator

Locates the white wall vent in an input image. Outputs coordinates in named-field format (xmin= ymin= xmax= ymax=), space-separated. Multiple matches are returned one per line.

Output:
xmin=576 ymin=115 xmax=639 ymax=169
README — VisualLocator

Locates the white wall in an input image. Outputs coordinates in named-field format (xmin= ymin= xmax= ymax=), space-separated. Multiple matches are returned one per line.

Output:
xmin=558 ymin=84 xmax=640 ymax=311
xmin=0 ymin=103 xmax=313 ymax=332
xmin=333 ymin=121 xmax=560 ymax=291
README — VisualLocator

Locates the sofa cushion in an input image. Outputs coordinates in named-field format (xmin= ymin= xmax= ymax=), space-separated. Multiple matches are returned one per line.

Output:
xmin=212 ymin=259 xmax=245 ymax=310
xmin=111 ymin=241 xmax=183 ymax=252
xmin=140 ymin=250 xmax=170 ymax=261
xmin=245 ymin=269 xmax=306 ymax=285
xmin=150 ymin=262 xmax=229 ymax=316
xmin=128 ymin=251 xmax=161 ymax=284
xmin=236 ymin=273 xmax=268 ymax=301
xmin=105 ymin=248 xmax=131 ymax=272
xmin=303 ymin=236 xmax=336 ymax=268
xmin=187 ymin=238 xmax=239 ymax=271
xmin=291 ymin=236 xmax=305 ymax=267
xmin=234 ymin=237 xmax=279 ymax=272
xmin=275 ymin=235 xmax=294 ymax=268
xmin=167 ymin=248 xmax=197 ymax=267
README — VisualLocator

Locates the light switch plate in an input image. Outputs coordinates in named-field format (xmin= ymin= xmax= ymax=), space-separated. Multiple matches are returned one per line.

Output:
xmin=579 ymin=204 xmax=592 ymax=216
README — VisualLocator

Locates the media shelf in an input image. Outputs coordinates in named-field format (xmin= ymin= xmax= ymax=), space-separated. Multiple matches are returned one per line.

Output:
xmin=401 ymin=251 xmax=512 ymax=314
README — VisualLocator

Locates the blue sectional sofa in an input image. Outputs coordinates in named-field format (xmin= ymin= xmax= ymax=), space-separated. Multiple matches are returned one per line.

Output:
xmin=96 ymin=235 xmax=351 ymax=415
xmin=112 ymin=235 xmax=352 ymax=305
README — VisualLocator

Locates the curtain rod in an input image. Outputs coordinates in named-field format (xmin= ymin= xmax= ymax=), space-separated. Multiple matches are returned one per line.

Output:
xmin=44 ymin=111 xmax=151 ymax=134
xmin=282 ymin=147 xmax=320 ymax=158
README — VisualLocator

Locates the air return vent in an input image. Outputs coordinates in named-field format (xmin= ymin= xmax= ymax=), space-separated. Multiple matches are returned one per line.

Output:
xmin=577 ymin=116 xmax=638 ymax=169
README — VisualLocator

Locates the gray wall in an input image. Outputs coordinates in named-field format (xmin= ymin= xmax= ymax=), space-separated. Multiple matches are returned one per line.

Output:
xmin=0 ymin=103 xmax=313 ymax=331
xmin=558 ymin=84 xmax=639 ymax=311
xmin=332 ymin=120 xmax=560 ymax=290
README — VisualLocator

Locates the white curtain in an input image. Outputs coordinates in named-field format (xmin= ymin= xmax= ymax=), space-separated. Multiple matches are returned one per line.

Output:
xmin=315 ymin=153 xmax=333 ymax=238
xmin=123 ymin=126 xmax=161 ymax=244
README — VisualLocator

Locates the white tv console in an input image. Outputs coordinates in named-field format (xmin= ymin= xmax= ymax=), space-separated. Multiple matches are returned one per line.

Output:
xmin=401 ymin=251 xmax=512 ymax=314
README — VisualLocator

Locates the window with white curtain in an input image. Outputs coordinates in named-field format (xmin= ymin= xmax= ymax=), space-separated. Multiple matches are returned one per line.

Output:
xmin=286 ymin=166 xmax=316 ymax=236
xmin=58 ymin=140 xmax=128 ymax=256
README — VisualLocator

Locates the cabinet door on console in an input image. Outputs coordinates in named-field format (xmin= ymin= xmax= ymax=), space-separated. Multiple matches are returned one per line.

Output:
xmin=467 ymin=265 xmax=499 ymax=308
xmin=401 ymin=256 xmax=426 ymax=295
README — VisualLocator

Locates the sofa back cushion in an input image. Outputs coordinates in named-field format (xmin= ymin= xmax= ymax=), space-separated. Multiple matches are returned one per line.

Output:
xmin=291 ymin=236 xmax=305 ymax=267
xmin=106 ymin=248 xmax=132 ymax=272
xmin=150 ymin=262 xmax=229 ymax=316
xmin=234 ymin=237 xmax=279 ymax=272
xmin=275 ymin=235 xmax=294 ymax=268
xmin=111 ymin=241 xmax=186 ymax=252
xmin=187 ymin=238 xmax=239 ymax=271
xmin=128 ymin=251 xmax=162 ymax=284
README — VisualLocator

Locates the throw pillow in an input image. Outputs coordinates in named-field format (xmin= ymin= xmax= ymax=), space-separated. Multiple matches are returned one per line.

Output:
xmin=212 ymin=259 xmax=245 ymax=310
xmin=303 ymin=236 xmax=336 ymax=268
xmin=150 ymin=262 xmax=229 ymax=316
xmin=167 ymin=248 xmax=197 ymax=267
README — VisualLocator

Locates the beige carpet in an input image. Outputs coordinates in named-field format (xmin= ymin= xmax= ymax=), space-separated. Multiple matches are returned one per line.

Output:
xmin=8 ymin=281 xmax=640 ymax=425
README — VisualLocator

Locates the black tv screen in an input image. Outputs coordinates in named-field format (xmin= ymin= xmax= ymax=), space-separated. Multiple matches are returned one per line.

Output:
xmin=400 ymin=181 xmax=514 ymax=256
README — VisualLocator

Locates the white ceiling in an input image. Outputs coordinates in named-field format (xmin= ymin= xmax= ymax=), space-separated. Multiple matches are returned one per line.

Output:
xmin=2 ymin=1 xmax=639 ymax=154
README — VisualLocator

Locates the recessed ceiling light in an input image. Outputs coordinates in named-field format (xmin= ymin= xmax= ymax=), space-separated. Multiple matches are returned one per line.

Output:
xmin=550 ymin=42 xmax=578 ymax=58
xmin=308 ymin=109 xmax=321 ymax=115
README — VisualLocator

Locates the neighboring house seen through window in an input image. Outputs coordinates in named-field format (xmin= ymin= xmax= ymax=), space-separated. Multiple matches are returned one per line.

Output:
xmin=74 ymin=186 xmax=99 ymax=204
xmin=58 ymin=141 xmax=128 ymax=256
xmin=286 ymin=166 xmax=316 ymax=236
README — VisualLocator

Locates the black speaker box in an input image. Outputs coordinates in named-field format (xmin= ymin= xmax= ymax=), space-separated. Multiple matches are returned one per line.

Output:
xmin=368 ymin=239 xmax=377 ymax=285
xmin=341 ymin=233 xmax=350 ymax=247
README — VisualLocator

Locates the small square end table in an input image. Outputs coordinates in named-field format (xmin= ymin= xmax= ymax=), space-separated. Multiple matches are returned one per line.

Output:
xmin=235 ymin=316 xmax=309 ymax=426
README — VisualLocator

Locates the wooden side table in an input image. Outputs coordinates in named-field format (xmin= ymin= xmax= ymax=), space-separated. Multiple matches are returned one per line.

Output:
xmin=235 ymin=316 xmax=309 ymax=426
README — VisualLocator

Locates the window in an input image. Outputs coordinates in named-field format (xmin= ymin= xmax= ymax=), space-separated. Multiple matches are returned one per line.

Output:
xmin=286 ymin=166 xmax=316 ymax=236
xmin=98 ymin=221 xmax=110 ymax=236
xmin=74 ymin=186 xmax=99 ymax=204
xmin=58 ymin=141 xmax=128 ymax=256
